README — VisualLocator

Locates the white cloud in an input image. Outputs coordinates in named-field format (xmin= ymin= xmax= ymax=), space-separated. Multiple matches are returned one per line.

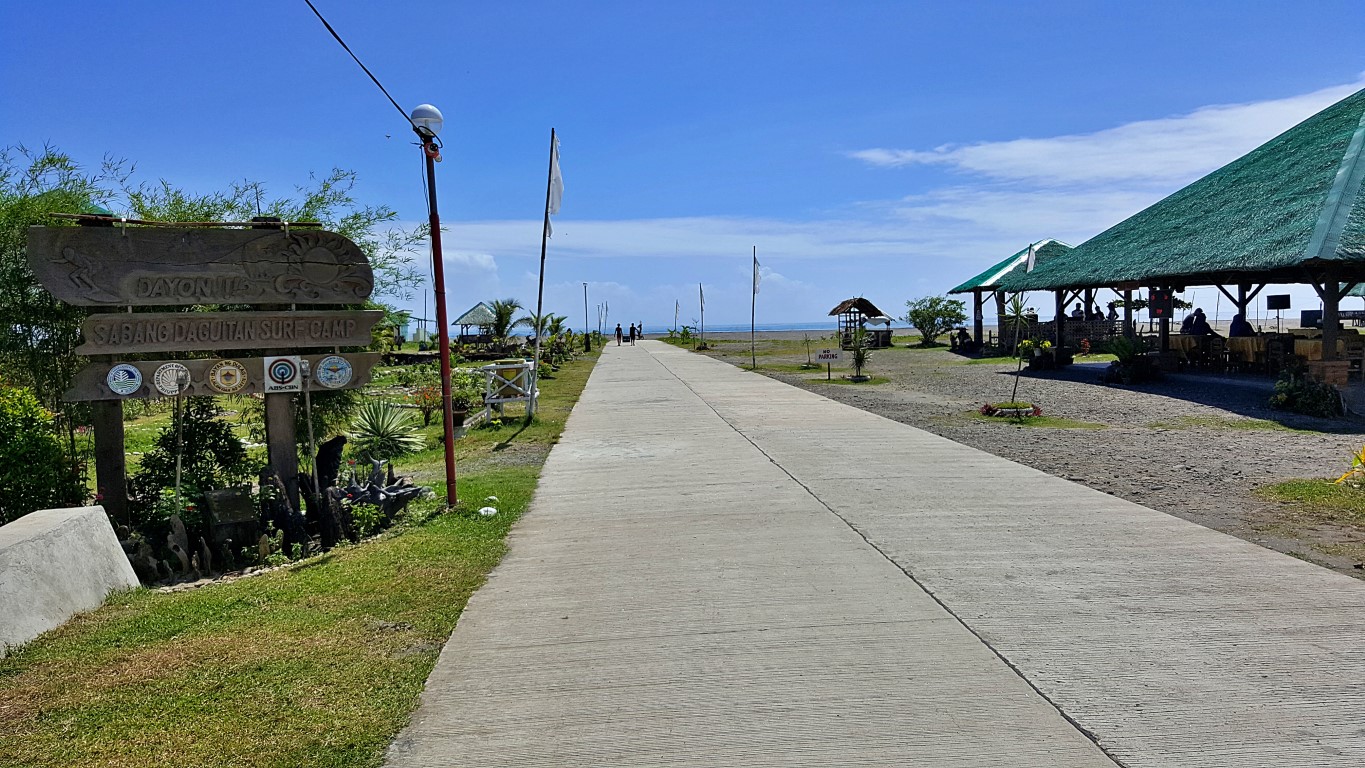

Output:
xmin=398 ymin=77 xmax=1365 ymax=326
xmin=848 ymin=77 xmax=1365 ymax=187
xmin=444 ymin=251 xmax=498 ymax=273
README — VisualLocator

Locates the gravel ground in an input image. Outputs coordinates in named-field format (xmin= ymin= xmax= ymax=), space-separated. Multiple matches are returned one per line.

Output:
xmin=696 ymin=335 xmax=1365 ymax=576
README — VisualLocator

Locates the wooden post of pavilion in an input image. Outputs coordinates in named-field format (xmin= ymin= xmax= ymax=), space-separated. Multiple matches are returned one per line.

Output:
xmin=995 ymin=291 xmax=1008 ymax=349
xmin=972 ymin=289 xmax=984 ymax=346
xmin=1054 ymin=290 xmax=1066 ymax=348
xmin=1122 ymin=288 xmax=1134 ymax=339
xmin=1322 ymin=270 xmax=1341 ymax=361
xmin=1158 ymin=286 xmax=1171 ymax=351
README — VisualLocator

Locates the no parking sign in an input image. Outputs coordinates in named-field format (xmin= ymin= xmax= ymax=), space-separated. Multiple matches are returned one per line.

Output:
xmin=263 ymin=355 xmax=303 ymax=393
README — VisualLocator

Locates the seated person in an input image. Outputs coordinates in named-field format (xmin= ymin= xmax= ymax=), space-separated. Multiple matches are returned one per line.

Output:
xmin=1180 ymin=312 xmax=1197 ymax=334
xmin=1070 ymin=302 xmax=1085 ymax=319
xmin=955 ymin=328 xmax=976 ymax=352
xmin=1189 ymin=308 xmax=1217 ymax=336
xmin=1228 ymin=313 xmax=1254 ymax=337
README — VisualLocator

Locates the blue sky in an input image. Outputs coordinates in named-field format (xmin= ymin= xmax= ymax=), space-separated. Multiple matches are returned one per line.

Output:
xmin=4 ymin=1 xmax=1365 ymax=331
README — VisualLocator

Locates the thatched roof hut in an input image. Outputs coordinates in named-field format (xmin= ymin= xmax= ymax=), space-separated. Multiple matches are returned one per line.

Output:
xmin=453 ymin=302 xmax=495 ymax=327
xmin=828 ymin=298 xmax=893 ymax=349
xmin=828 ymin=297 xmax=888 ymax=318
xmin=998 ymin=87 xmax=1365 ymax=293
xmin=949 ymin=240 xmax=1073 ymax=344
xmin=988 ymin=87 xmax=1365 ymax=361
xmin=949 ymin=240 xmax=1072 ymax=295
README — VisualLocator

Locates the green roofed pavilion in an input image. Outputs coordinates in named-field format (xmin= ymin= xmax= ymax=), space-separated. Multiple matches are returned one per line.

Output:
xmin=997 ymin=87 xmax=1365 ymax=294
xmin=991 ymin=87 xmax=1365 ymax=362
xmin=949 ymin=239 xmax=1072 ymax=294
xmin=948 ymin=239 xmax=1072 ymax=346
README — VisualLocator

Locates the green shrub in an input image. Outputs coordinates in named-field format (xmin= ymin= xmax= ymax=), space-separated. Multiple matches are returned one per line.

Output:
xmin=349 ymin=400 xmax=424 ymax=461
xmin=128 ymin=397 xmax=251 ymax=535
xmin=349 ymin=502 xmax=385 ymax=538
xmin=451 ymin=368 xmax=486 ymax=410
xmin=903 ymin=295 xmax=967 ymax=346
xmin=1269 ymin=360 xmax=1342 ymax=418
xmin=0 ymin=386 xmax=84 ymax=523
xmin=1099 ymin=335 xmax=1162 ymax=385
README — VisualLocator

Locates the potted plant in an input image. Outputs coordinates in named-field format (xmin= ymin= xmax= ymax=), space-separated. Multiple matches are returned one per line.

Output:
xmin=450 ymin=369 xmax=485 ymax=425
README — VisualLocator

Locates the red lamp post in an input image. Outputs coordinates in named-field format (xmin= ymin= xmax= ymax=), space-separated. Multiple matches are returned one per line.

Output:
xmin=411 ymin=104 xmax=458 ymax=507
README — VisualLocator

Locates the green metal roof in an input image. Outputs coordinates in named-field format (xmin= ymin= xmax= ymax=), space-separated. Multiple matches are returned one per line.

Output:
xmin=949 ymin=239 xmax=1072 ymax=294
xmin=453 ymin=302 xmax=495 ymax=327
xmin=997 ymin=87 xmax=1365 ymax=292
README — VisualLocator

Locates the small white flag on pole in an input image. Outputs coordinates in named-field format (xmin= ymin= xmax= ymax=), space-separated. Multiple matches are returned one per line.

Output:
xmin=545 ymin=135 xmax=565 ymax=238
xmin=699 ymin=283 xmax=705 ymax=310
xmin=1025 ymin=242 xmax=1037 ymax=273
xmin=548 ymin=137 xmax=564 ymax=215
xmin=753 ymin=253 xmax=761 ymax=295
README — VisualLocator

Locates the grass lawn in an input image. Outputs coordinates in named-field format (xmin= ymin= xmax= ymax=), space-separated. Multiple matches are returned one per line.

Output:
xmin=0 ymin=350 xmax=600 ymax=768
xmin=968 ymin=411 xmax=1107 ymax=429
xmin=810 ymin=376 xmax=892 ymax=386
xmin=1147 ymin=415 xmax=1300 ymax=432
xmin=1255 ymin=479 xmax=1365 ymax=525
xmin=1253 ymin=479 xmax=1365 ymax=563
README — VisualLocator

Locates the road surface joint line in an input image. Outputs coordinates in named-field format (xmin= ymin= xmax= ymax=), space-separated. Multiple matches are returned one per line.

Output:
xmin=648 ymin=344 xmax=1129 ymax=767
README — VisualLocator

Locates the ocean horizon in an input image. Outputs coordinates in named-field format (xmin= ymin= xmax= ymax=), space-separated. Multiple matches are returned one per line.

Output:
xmin=655 ymin=320 xmax=912 ymax=334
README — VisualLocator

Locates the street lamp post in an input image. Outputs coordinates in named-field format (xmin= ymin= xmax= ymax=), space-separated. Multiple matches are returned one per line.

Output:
xmin=582 ymin=282 xmax=591 ymax=351
xmin=412 ymin=103 xmax=458 ymax=508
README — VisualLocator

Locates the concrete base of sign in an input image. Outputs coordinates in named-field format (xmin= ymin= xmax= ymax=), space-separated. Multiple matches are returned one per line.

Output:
xmin=0 ymin=505 xmax=139 ymax=656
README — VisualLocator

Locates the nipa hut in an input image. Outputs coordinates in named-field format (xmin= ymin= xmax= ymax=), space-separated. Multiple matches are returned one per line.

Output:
xmin=987 ymin=85 xmax=1365 ymax=375
xmin=453 ymin=302 xmax=496 ymax=346
xmin=829 ymin=298 xmax=893 ymax=349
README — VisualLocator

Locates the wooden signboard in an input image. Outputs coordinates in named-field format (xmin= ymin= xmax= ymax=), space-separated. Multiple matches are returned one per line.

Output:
xmin=27 ymin=226 xmax=373 ymax=306
xmin=64 ymin=353 xmax=381 ymax=401
xmin=76 ymin=310 xmax=382 ymax=355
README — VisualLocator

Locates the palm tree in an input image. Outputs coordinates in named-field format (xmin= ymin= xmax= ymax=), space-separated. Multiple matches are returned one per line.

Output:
xmin=489 ymin=298 xmax=526 ymax=348
xmin=546 ymin=314 xmax=568 ymax=338
xmin=518 ymin=311 xmax=571 ymax=342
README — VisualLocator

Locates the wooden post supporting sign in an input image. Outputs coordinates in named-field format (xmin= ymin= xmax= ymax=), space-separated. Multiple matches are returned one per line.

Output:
xmin=91 ymin=400 xmax=128 ymax=525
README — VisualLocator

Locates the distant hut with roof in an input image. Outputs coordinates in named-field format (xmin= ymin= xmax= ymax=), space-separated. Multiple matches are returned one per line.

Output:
xmin=829 ymin=297 xmax=893 ymax=349
xmin=453 ymin=302 xmax=496 ymax=346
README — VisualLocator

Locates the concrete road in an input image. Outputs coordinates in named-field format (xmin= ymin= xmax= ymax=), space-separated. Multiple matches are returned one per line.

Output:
xmin=387 ymin=341 xmax=1365 ymax=767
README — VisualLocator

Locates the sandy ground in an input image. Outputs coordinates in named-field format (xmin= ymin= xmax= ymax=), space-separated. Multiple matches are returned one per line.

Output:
xmin=690 ymin=332 xmax=1365 ymax=577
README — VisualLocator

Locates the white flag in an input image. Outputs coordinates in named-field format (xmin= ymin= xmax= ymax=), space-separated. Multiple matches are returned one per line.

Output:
xmin=675 ymin=300 xmax=680 ymax=325
xmin=548 ymin=137 xmax=564 ymax=215
xmin=753 ymin=253 xmax=761 ymax=295
xmin=1025 ymin=242 xmax=1037 ymax=273
xmin=699 ymin=283 xmax=705 ymax=310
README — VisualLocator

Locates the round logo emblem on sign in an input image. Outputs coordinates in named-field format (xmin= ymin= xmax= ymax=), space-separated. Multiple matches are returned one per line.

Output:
xmin=106 ymin=364 xmax=143 ymax=396
xmin=207 ymin=360 xmax=248 ymax=394
xmin=153 ymin=363 xmax=191 ymax=396
xmin=314 ymin=355 xmax=353 ymax=389
xmin=267 ymin=357 xmax=298 ymax=386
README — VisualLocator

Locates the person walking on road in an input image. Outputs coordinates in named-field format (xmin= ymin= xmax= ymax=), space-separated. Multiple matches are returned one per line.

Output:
xmin=628 ymin=323 xmax=637 ymax=345
xmin=615 ymin=323 xmax=623 ymax=346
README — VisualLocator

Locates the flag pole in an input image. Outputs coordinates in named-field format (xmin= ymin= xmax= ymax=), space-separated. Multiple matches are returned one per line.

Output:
xmin=751 ymin=245 xmax=757 ymax=369
xmin=530 ymin=127 xmax=556 ymax=418
xmin=699 ymin=282 xmax=705 ymax=349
